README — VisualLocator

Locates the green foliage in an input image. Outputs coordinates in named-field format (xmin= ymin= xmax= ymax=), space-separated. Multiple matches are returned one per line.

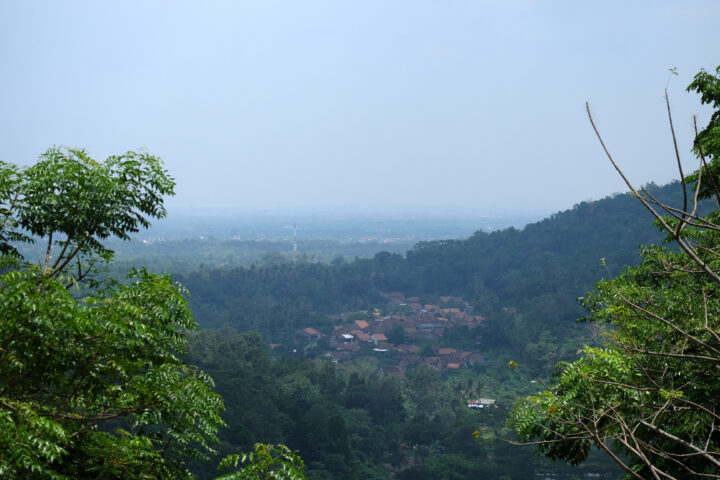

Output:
xmin=5 ymin=147 xmax=173 ymax=283
xmin=385 ymin=324 xmax=407 ymax=346
xmin=511 ymin=67 xmax=720 ymax=479
xmin=18 ymin=147 xmax=173 ymax=242
xmin=686 ymin=66 xmax=720 ymax=201
xmin=183 ymin=328 xmax=616 ymax=480
xmin=216 ymin=444 xmax=307 ymax=480
xmin=0 ymin=162 xmax=28 ymax=257
xmin=0 ymin=149 xmax=225 ymax=479
xmin=512 ymin=243 xmax=720 ymax=476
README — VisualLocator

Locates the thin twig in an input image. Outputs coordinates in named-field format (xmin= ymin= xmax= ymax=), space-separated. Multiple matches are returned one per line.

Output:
xmin=665 ymin=88 xmax=687 ymax=220
xmin=587 ymin=103 xmax=720 ymax=285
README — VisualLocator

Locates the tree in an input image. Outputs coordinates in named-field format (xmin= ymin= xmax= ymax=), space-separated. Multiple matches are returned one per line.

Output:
xmin=510 ymin=67 xmax=720 ymax=479
xmin=386 ymin=324 xmax=407 ymax=346
xmin=0 ymin=147 xmax=225 ymax=479
xmin=216 ymin=444 xmax=307 ymax=480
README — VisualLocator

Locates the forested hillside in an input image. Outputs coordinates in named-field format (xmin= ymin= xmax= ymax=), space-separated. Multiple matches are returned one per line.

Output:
xmin=171 ymin=181 xmax=691 ymax=479
xmin=183 ymin=329 xmax=620 ymax=480
xmin=180 ymin=181 xmax=683 ymax=352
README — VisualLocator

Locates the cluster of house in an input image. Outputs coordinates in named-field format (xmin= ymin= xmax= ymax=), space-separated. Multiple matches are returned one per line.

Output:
xmin=296 ymin=292 xmax=488 ymax=378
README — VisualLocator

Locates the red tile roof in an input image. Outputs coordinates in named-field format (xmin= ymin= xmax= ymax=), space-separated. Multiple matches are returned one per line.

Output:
xmin=354 ymin=320 xmax=369 ymax=329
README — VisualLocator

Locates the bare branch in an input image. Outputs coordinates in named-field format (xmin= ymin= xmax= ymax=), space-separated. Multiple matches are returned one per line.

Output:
xmin=586 ymin=103 xmax=720 ymax=285
xmin=639 ymin=186 xmax=720 ymax=232
xmin=640 ymin=420 xmax=720 ymax=469
xmin=43 ymin=231 xmax=53 ymax=274
xmin=665 ymin=88 xmax=688 ymax=220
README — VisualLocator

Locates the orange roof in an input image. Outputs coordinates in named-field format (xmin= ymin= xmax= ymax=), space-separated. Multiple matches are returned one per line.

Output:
xmin=441 ymin=308 xmax=461 ymax=314
xmin=354 ymin=320 xmax=369 ymax=329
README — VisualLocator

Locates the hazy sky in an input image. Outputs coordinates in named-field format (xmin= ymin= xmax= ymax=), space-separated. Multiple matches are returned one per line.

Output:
xmin=1 ymin=1 xmax=719 ymax=216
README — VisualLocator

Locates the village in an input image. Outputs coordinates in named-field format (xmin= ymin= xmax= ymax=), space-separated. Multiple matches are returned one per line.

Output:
xmin=294 ymin=292 xmax=489 ymax=379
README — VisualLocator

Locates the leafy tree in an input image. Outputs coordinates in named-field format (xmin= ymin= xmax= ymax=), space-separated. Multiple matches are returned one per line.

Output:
xmin=216 ymin=444 xmax=307 ymax=480
xmin=0 ymin=147 xmax=225 ymax=479
xmin=511 ymin=67 xmax=720 ymax=479
xmin=385 ymin=325 xmax=407 ymax=346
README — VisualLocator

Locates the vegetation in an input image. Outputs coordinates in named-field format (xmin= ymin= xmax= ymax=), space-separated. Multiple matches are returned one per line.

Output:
xmin=5 ymin=68 xmax=716 ymax=480
xmin=216 ymin=444 xmax=307 ymax=480
xmin=162 ymin=147 xmax=688 ymax=480
xmin=183 ymin=328 xmax=619 ymax=480
xmin=0 ymin=148 xmax=305 ymax=480
xmin=179 ymin=180 xmax=683 ymax=368
xmin=511 ymin=67 xmax=720 ymax=479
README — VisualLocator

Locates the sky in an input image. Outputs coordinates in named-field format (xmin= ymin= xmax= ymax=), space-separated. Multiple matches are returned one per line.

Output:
xmin=1 ymin=1 xmax=719 ymax=217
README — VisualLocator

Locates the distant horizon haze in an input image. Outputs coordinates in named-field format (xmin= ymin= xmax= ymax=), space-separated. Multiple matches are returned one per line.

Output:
xmin=1 ymin=2 xmax=718 ymax=215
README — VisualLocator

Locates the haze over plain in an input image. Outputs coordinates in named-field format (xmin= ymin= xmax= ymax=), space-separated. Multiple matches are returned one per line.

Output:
xmin=1 ymin=1 xmax=719 ymax=217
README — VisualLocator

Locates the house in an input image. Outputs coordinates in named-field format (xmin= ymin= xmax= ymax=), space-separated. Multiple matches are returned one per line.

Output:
xmin=416 ymin=323 xmax=445 ymax=332
xmin=465 ymin=353 xmax=487 ymax=365
xmin=323 ymin=351 xmax=344 ymax=363
xmin=371 ymin=333 xmax=388 ymax=345
xmin=336 ymin=342 xmax=360 ymax=352
xmin=403 ymin=326 xmax=418 ymax=335
xmin=397 ymin=354 xmax=421 ymax=369
xmin=397 ymin=344 xmax=420 ymax=353
xmin=351 ymin=331 xmax=372 ymax=343
xmin=413 ymin=330 xmax=435 ymax=341
xmin=299 ymin=328 xmax=321 ymax=340
xmin=354 ymin=320 xmax=369 ymax=330
xmin=468 ymin=398 xmax=496 ymax=409
xmin=425 ymin=356 xmax=441 ymax=368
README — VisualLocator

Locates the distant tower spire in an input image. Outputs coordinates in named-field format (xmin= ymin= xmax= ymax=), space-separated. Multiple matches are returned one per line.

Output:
xmin=292 ymin=223 xmax=298 ymax=262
